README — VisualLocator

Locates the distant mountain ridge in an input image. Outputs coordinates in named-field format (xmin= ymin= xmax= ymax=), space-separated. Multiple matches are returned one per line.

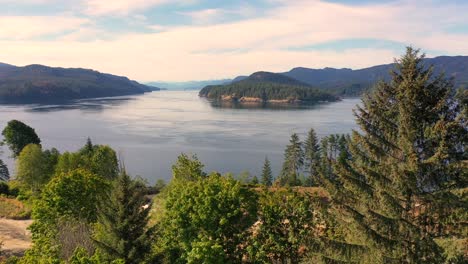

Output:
xmin=281 ymin=55 xmax=468 ymax=95
xmin=0 ymin=63 xmax=159 ymax=103
xmin=219 ymin=55 xmax=468 ymax=96
xmin=147 ymin=79 xmax=231 ymax=90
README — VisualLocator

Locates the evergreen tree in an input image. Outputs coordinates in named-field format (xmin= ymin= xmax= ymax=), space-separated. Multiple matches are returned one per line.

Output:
xmin=94 ymin=171 xmax=154 ymax=264
xmin=261 ymin=157 xmax=273 ymax=186
xmin=0 ymin=159 xmax=9 ymax=181
xmin=316 ymin=47 xmax=467 ymax=263
xmin=279 ymin=133 xmax=304 ymax=186
xmin=251 ymin=175 xmax=259 ymax=185
xmin=82 ymin=137 xmax=94 ymax=156
xmin=304 ymin=128 xmax=320 ymax=186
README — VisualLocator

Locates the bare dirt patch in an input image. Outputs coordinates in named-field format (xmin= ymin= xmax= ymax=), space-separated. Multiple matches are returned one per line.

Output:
xmin=0 ymin=218 xmax=32 ymax=258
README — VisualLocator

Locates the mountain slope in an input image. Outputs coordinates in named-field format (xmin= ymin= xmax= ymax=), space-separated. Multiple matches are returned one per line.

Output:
xmin=282 ymin=56 xmax=468 ymax=95
xmin=0 ymin=64 xmax=158 ymax=103
xmin=199 ymin=71 xmax=339 ymax=103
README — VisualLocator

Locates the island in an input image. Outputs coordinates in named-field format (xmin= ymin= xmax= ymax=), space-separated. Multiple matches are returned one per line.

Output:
xmin=199 ymin=71 xmax=339 ymax=104
xmin=0 ymin=63 xmax=159 ymax=104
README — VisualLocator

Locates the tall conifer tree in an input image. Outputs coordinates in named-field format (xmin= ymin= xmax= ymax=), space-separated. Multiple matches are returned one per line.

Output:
xmin=279 ymin=133 xmax=304 ymax=186
xmin=261 ymin=156 xmax=273 ymax=186
xmin=316 ymin=47 xmax=467 ymax=263
xmin=0 ymin=159 xmax=9 ymax=181
xmin=304 ymin=128 xmax=320 ymax=186
xmin=94 ymin=171 xmax=154 ymax=263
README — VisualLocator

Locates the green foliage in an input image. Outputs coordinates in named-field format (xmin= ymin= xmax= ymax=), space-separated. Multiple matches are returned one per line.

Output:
xmin=237 ymin=170 xmax=252 ymax=184
xmin=93 ymin=172 xmax=154 ymax=264
xmin=55 ymin=140 xmax=118 ymax=180
xmin=434 ymin=238 xmax=467 ymax=264
xmin=68 ymin=248 xmax=125 ymax=264
xmin=146 ymin=179 xmax=167 ymax=195
xmin=27 ymin=169 xmax=109 ymax=261
xmin=278 ymin=133 xmax=304 ymax=186
xmin=200 ymin=81 xmax=338 ymax=103
xmin=0 ymin=159 xmax=9 ymax=181
xmin=38 ymin=169 xmax=109 ymax=222
xmin=157 ymin=173 xmax=258 ymax=263
xmin=251 ymin=175 xmax=259 ymax=185
xmin=304 ymin=128 xmax=320 ymax=186
xmin=261 ymin=157 xmax=273 ymax=186
xmin=316 ymin=47 xmax=467 ymax=263
xmin=171 ymin=153 xmax=206 ymax=181
xmin=15 ymin=144 xmax=56 ymax=196
xmin=318 ymin=134 xmax=349 ymax=183
xmin=2 ymin=120 xmax=41 ymax=157
xmin=246 ymin=188 xmax=317 ymax=263
xmin=0 ymin=181 xmax=8 ymax=195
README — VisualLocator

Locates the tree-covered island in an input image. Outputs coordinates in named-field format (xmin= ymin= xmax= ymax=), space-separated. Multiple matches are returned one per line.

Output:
xmin=199 ymin=71 xmax=340 ymax=104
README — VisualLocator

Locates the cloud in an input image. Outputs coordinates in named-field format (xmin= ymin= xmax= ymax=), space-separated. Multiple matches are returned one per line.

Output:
xmin=0 ymin=16 xmax=89 ymax=40
xmin=82 ymin=0 xmax=195 ymax=16
xmin=178 ymin=4 xmax=257 ymax=25
xmin=178 ymin=9 xmax=223 ymax=25
xmin=0 ymin=0 xmax=467 ymax=81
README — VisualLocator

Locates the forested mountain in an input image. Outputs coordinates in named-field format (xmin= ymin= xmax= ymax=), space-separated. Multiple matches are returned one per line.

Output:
xmin=220 ymin=56 xmax=468 ymax=96
xmin=199 ymin=71 xmax=339 ymax=103
xmin=281 ymin=55 xmax=468 ymax=95
xmin=0 ymin=63 xmax=158 ymax=103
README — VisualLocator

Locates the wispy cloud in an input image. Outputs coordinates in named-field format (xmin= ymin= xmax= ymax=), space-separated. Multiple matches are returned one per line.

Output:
xmin=0 ymin=16 xmax=89 ymax=40
xmin=0 ymin=0 xmax=467 ymax=81
xmin=82 ymin=0 xmax=196 ymax=16
xmin=178 ymin=4 xmax=257 ymax=25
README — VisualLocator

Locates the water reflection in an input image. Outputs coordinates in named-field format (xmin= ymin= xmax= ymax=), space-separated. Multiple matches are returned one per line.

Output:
xmin=208 ymin=99 xmax=332 ymax=111
xmin=24 ymin=97 xmax=136 ymax=113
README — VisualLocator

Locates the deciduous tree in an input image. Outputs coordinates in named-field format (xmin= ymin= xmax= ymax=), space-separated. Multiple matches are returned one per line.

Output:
xmin=2 ymin=120 xmax=41 ymax=157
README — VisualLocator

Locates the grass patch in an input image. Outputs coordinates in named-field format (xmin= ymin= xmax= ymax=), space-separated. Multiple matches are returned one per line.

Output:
xmin=0 ymin=196 xmax=31 ymax=220
xmin=435 ymin=237 xmax=467 ymax=263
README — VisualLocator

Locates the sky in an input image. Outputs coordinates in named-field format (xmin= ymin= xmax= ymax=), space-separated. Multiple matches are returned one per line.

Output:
xmin=1 ymin=0 xmax=468 ymax=82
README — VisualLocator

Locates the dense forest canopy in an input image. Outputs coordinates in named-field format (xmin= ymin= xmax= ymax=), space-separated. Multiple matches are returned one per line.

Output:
xmin=199 ymin=71 xmax=339 ymax=103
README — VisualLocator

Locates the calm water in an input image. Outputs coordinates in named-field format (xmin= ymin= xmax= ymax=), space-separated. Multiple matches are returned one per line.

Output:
xmin=0 ymin=91 xmax=360 ymax=183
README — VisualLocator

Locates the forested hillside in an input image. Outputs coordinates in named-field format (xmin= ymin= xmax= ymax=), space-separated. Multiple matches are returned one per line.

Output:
xmin=0 ymin=64 xmax=158 ymax=103
xmin=199 ymin=71 xmax=339 ymax=103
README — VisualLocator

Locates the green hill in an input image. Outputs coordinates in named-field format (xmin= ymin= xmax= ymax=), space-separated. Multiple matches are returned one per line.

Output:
xmin=199 ymin=71 xmax=339 ymax=104
xmin=0 ymin=64 xmax=159 ymax=103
